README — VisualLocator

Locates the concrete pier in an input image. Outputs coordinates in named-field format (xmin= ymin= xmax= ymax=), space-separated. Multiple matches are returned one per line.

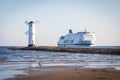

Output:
xmin=8 ymin=46 xmax=120 ymax=55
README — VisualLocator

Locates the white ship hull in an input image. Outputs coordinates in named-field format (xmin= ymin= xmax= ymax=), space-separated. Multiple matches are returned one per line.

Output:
xmin=58 ymin=41 xmax=93 ymax=46
xmin=57 ymin=29 xmax=95 ymax=47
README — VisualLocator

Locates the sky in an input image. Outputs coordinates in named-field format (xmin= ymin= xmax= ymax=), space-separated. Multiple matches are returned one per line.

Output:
xmin=0 ymin=0 xmax=120 ymax=46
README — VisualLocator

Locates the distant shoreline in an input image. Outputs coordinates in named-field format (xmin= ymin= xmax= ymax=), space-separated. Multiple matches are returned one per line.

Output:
xmin=7 ymin=46 xmax=120 ymax=55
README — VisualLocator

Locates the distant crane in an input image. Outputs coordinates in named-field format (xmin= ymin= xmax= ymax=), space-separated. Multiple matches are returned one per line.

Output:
xmin=25 ymin=20 xmax=39 ymax=47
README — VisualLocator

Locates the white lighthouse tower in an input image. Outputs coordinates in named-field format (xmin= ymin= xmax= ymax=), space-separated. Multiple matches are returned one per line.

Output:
xmin=28 ymin=21 xmax=36 ymax=47
xmin=25 ymin=21 xmax=37 ymax=47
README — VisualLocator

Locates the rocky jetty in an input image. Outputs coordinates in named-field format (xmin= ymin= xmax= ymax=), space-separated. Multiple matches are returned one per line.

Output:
xmin=8 ymin=46 xmax=120 ymax=55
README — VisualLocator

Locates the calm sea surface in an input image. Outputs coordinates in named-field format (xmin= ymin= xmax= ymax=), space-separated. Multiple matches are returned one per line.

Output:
xmin=0 ymin=46 xmax=120 ymax=80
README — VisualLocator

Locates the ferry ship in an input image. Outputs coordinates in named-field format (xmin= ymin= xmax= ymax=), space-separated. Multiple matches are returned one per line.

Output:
xmin=57 ymin=29 xmax=95 ymax=46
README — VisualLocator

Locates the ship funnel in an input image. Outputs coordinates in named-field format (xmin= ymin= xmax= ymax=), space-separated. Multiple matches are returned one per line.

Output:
xmin=69 ymin=29 xmax=72 ymax=33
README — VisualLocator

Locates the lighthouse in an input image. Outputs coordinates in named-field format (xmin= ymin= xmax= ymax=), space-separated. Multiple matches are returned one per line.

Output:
xmin=27 ymin=21 xmax=36 ymax=47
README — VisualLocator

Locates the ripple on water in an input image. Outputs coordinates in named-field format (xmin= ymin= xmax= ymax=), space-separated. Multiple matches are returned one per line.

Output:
xmin=0 ymin=49 xmax=120 ymax=80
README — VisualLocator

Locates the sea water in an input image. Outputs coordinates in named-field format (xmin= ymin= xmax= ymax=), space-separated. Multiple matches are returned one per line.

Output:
xmin=0 ymin=46 xmax=120 ymax=80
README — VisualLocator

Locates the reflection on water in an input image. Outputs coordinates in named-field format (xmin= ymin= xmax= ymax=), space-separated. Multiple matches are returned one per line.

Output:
xmin=0 ymin=47 xmax=120 ymax=79
xmin=0 ymin=64 xmax=28 ymax=80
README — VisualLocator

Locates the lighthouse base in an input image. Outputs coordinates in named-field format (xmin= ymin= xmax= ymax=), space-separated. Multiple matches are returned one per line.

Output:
xmin=28 ymin=44 xmax=35 ymax=47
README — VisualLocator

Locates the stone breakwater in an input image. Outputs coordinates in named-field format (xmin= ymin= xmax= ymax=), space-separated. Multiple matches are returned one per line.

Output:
xmin=8 ymin=46 xmax=120 ymax=55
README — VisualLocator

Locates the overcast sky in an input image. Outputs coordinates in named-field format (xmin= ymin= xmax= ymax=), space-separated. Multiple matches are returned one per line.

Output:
xmin=0 ymin=0 xmax=120 ymax=46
